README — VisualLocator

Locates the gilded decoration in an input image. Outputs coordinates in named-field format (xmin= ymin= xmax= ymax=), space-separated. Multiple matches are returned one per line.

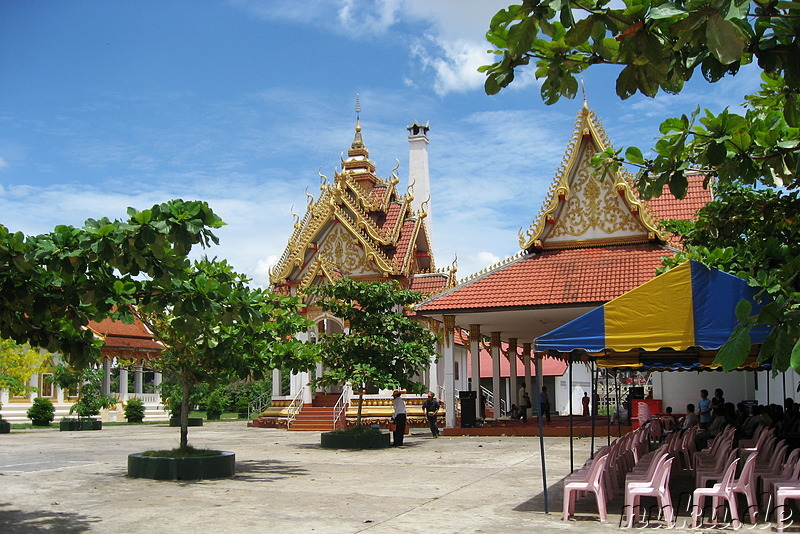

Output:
xmin=318 ymin=224 xmax=375 ymax=276
xmin=519 ymin=104 xmax=666 ymax=250
xmin=547 ymin=144 xmax=643 ymax=239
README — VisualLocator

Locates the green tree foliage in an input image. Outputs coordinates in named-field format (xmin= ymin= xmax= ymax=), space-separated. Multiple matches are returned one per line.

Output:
xmin=135 ymin=258 xmax=317 ymax=449
xmin=310 ymin=279 xmax=437 ymax=426
xmin=481 ymin=0 xmax=800 ymax=371
xmin=0 ymin=339 xmax=49 ymax=394
xmin=0 ymin=200 xmax=224 ymax=369
xmin=50 ymin=364 xmax=117 ymax=418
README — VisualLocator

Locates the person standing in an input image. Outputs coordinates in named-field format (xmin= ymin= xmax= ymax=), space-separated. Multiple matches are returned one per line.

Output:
xmin=698 ymin=389 xmax=712 ymax=429
xmin=520 ymin=392 xmax=531 ymax=423
xmin=540 ymin=386 xmax=551 ymax=423
xmin=421 ymin=392 xmax=440 ymax=438
xmin=582 ymin=392 xmax=590 ymax=417
xmin=391 ymin=390 xmax=407 ymax=446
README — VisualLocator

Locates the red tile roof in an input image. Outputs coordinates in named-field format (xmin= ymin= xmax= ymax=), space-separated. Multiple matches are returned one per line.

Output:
xmin=391 ymin=219 xmax=417 ymax=267
xmin=645 ymin=173 xmax=711 ymax=222
xmin=418 ymin=244 xmax=672 ymax=312
xmin=88 ymin=317 xmax=162 ymax=352
xmin=380 ymin=202 xmax=403 ymax=235
xmin=409 ymin=273 xmax=448 ymax=295
xmin=369 ymin=184 xmax=388 ymax=205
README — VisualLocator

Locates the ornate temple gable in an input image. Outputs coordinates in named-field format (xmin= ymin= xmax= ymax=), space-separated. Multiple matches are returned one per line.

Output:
xmin=270 ymin=113 xmax=440 ymax=292
xmin=519 ymin=104 xmax=666 ymax=251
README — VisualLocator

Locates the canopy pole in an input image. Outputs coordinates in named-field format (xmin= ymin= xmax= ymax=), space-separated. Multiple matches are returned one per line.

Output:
xmin=569 ymin=352 xmax=574 ymax=473
xmin=783 ymin=371 xmax=787 ymax=405
xmin=590 ymin=359 xmax=596 ymax=456
xmin=615 ymin=369 xmax=621 ymax=437
xmin=605 ymin=368 xmax=610 ymax=447
xmin=534 ymin=352 xmax=548 ymax=513
xmin=767 ymin=369 xmax=771 ymax=405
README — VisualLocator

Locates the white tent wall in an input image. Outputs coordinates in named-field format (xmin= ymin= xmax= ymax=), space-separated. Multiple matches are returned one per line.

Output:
xmin=555 ymin=364 xmax=593 ymax=415
xmin=652 ymin=368 xmax=800 ymax=413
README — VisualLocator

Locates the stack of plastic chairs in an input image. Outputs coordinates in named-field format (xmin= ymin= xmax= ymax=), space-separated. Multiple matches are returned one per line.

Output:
xmin=624 ymin=455 xmax=675 ymax=528
xmin=692 ymin=458 xmax=741 ymax=529
xmin=563 ymin=452 xmax=611 ymax=521
xmin=680 ymin=425 xmax=698 ymax=469
xmin=759 ymin=447 xmax=800 ymax=511
xmin=730 ymin=452 xmax=760 ymax=523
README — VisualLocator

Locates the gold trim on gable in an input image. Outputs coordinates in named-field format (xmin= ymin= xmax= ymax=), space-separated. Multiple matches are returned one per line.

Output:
xmin=519 ymin=105 xmax=666 ymax=251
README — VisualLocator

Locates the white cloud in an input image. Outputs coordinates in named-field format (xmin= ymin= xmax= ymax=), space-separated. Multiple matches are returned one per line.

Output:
xmin=0 ymin=156 xmax=8 ymax=170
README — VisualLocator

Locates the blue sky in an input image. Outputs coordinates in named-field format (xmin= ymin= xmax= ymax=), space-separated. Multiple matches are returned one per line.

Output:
xmin=0 ymin=0 xmax=760 ymax=286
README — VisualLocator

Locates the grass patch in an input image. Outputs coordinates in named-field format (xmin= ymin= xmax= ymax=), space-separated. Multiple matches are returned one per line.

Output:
xmin=188 ymin=411 xmax=244 ymax=420
xmin=140 ymin=446 xmax=223 ymax=458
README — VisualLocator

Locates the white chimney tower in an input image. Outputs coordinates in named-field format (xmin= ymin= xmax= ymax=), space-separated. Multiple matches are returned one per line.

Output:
xmin=407 ymin=120 xmax=431 ymax=242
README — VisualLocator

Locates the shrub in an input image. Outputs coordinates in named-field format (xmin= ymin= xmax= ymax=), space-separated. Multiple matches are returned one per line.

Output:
xmin=204 ymin=388 xmax=229 ymax=420
xmin=125 ymin=397 xmax=146 ymax=423
xmin=27 ymin=397 xmax=55 ymax=426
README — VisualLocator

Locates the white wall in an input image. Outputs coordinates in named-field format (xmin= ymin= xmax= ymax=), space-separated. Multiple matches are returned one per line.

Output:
xmin=555 ymin=364 xmax=593 ymax=415
xmin=652 ymin=369 xmax=800 ymax=412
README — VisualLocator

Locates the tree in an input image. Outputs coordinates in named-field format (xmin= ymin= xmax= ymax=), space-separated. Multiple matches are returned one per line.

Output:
xmin=50 ymin=363 xmax=117 ymax=418
xmin=0 ymin=199 xmax=224 ymax=369
xmin=480 ymin=0 xmax=800 ymax=371
xmin=0 ymin=339 xmax=49 ymax=394
xmin=135 ymin=258 xmax=317 ymax=449
xmin=310 ymin=279 xmax=437 ymax=427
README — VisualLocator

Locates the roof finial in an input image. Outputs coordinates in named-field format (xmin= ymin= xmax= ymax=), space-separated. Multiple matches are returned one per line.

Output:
xmin=355 ymin=93 xmax=361 ymax=119
xmin=581 ymin=79 xmax=588 ymax=109
xmin=352 ymin=94 xmax=363 ymax=148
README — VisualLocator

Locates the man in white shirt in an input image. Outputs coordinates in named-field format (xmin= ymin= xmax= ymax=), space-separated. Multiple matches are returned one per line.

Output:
xmin=391 ymin=390 xmax=407 ymax=446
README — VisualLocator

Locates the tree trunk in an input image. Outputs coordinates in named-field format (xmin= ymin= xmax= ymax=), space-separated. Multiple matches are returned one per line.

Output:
xmin=180 ymin=376 xmax=190 ymax=450
xmin=356 ymin=391 xmax=364 ymax=427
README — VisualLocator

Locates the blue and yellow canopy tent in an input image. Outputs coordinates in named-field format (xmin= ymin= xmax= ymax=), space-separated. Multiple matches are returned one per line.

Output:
xmin=535 ymin=260 xmax=773 ymax=370
xmin=530 ymin=261 xmax=774 ymax=513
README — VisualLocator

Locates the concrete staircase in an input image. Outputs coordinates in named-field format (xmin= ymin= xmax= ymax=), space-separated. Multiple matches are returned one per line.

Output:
xmin=288 ymin=394 xmax=340 ymax=431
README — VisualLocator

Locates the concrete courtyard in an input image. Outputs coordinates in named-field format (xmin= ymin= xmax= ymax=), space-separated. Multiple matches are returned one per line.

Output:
xmin=0 ymin=422 xmax=760 ymax=533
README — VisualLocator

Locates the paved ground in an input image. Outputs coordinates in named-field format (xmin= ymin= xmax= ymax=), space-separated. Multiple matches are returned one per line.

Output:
xmin=0 ymin=422 xmax=764 ymax=533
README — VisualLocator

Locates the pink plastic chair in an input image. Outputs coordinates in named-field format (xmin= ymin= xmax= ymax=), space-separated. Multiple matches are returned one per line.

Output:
xmin=730 ymin=452 xmax=760 ymax=523
xmin=759 ymin=447 xmax=800 ymax=510
xmin=775 ymin=485 xmax=800 ymax=533
xmin=624 ymin=456 xmax=675 ymax=528
xmin=692 ymin=457 xmax=741 ymax=530
xmin=696 ymin=445 xmax=735 ymax=488
xmin=563 ymin=453 xmax=610 ymax=521
xmin=680 ymin=425 xmax=698 ymax=469
xmin=764 ymin=455 xmax=800 ymax=513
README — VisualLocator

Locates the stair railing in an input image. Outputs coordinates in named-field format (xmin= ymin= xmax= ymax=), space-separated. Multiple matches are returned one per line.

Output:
xmin=286 ymin=389 xmax=305 ymax=429
xmin=480 ymin=385 xmax=506 ymax=417
xmin=332 ymin=385 xmax=352 ymax=430
xmin=248 ymin=391 xmax=272 ymax=420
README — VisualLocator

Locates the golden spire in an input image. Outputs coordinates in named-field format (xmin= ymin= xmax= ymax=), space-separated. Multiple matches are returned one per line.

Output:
xmin=352 ymin=94 xmax=363 ymax=149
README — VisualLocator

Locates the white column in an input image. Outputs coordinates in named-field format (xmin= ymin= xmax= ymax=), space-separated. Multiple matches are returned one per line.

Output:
xmin=491 ymin=332 xmax=502 ymax=419
xmin=101 ymin=357 xmax=111 ymax=396
xmin=153 ymin=372 xmax=162 ymax=389
xmin=29 ymin=374 xmax=38 ymax=402
xmin=535 ymin=351 xmax=544 ymax=416
xmin=428 ymin=352 xmax=439 ymax=394
xmin=469 ymin=324 xmax=481 ymax=421
xmin=133 ymin=365 xmax=143 ymax=395
xmin=508 ymin=338 xmax=518 ymax=409
xmin=443 ymin=315 xmax=456 ymax=429
xmin=118 ymin=368 xmax=128 ymax=401
xmin=523 ymin=343 xmax=533 ymax=400
xmin=272 ymin=369 xmax=282 ymax=398
xmin=315 ymin=362 xmax=324 ymax=393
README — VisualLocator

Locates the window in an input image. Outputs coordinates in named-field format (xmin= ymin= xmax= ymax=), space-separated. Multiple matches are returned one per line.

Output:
xmin=39 ymin=374 xmax=54 ymax=397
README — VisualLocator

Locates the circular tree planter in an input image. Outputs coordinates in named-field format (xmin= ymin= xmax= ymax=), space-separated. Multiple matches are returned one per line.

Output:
xmin=128 ymin=451 xmax=235 ymax=480
xmin=169 ymin=417 xmax=203 ymax=427
xmin=60 ymin=418 xmax=102 ymax=431
xmin=0 ymin=420 xmax=10 ymax=434
xmin=320 ymin=429 xmax=391 ymax=449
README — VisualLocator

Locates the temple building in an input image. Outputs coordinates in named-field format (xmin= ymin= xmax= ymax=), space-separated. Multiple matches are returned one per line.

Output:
xmin=263 ymin=111 xmax=456 ymax=426
xmin=1 ymin=316 xmax=168 ymax=423
xmin=415 ymin=102 xmax=715 ymax=428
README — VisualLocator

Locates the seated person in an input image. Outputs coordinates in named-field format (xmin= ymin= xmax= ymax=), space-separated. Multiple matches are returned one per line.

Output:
xmin=680 ymin=403 xmax=698 ymax=430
